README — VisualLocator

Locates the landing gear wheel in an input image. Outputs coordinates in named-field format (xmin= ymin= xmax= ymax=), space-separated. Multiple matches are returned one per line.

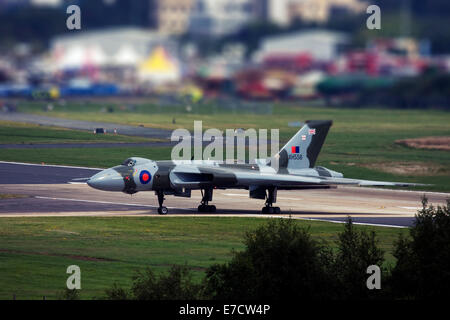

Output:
xmin=156 ymin=190 xmax=168 ymax=215
xmin=198 ymin=189 xmax=216 ymax=213
xmin=158 ymin=206 xmax=168 ymax=215
xmin=198 ymin=204 xmax=216 ymax=213
xmin=262 ymin=206 xmax=281 ymax=214
xmin=261 ymin=187 xmax=280 ymax=214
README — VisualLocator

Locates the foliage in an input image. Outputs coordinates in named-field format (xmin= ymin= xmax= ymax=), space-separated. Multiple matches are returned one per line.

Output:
xmin=58 ymin=288 xmax=80 ymax=300
xmin=105 ymin=265 xmax=202 ymax=300
xmin=389 ymin=197 xmax=450 ymax=299
xmin=334 ymin=218 xmax=385 ymax=299
xmin=104 ymin=283 xmax=130 ymax=300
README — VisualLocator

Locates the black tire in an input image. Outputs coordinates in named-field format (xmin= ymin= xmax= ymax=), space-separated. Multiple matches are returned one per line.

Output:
xmin=198 ymin=205 xmax=205 ymax=212
xmin=208 ymin=205 xmax=216 ymax=213
xmin=273 ymin=207 xmax=281 ymax=214
xmin=158 ymin=206 xmax=168 ymax=215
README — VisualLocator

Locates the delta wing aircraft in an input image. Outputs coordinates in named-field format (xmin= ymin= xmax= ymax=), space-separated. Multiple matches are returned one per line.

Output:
xmin=87 ymin=120 xmax=421 ymax=214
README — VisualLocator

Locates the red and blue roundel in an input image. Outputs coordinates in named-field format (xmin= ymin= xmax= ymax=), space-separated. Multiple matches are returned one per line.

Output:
xmin=139 ymin=170 xmax=152 ymax=184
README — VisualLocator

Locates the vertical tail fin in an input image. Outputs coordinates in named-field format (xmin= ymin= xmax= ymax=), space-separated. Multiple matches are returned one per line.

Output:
xmin=275 ymin=120 xmax=332 ymax=170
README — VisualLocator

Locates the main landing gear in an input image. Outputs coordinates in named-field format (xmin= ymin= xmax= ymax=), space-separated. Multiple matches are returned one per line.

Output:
xmin=156 ymin=190 xmax=168 ymax=215
xmin=262 ymin=187 xmax=281 ymax=214
xmin=198 ymin=188 xmax=216 ymax=213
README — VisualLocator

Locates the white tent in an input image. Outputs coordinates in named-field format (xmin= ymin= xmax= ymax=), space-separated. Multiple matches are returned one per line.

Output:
xmin=49 ymin=28 xmax=176 ymax=71
xmin=58 ymin=45 xmax=85 ymax=69
xmin=113 ymin=45 xmax=141 ymax=67
xmin=87 ymin=45 xmax=109 ymax=67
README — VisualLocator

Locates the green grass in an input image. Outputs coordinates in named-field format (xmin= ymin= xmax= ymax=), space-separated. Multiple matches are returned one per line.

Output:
xmin=0 ymin=121 xmax=150 ymax=144
xmin=0 ymin=217 xmax=408 ymax=300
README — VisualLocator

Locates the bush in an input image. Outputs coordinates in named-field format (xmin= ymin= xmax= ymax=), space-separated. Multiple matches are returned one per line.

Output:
xmin=58 ymin=288 xmax=80 ymax=300
xmin=334 ymin=218 xmax=385 ymax=299
xmin=390 ymin=197 xmax=450 ymax=299
xmin=105 ymin=265 xmax=202 ymax=300
xmin=104 ymin=283 xmax=130 ymax=300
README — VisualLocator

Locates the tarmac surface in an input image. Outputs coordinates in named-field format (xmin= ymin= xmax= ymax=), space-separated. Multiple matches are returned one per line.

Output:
xmin=1 ymin=161 xmax=448 ymax=227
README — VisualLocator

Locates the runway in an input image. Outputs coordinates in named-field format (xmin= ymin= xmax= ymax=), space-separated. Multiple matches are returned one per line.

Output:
xmin=0 ymin=161 xmax=448 ymax=228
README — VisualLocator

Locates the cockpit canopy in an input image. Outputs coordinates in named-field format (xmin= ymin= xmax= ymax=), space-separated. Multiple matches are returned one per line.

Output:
xmin=122 ymin=158 xmax=136 ymax=167
xmin=121 ymin=157 xmax=152 ymax=167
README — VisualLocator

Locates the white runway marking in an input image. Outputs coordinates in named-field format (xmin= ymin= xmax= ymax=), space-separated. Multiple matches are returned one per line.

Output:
xmin=295 ymin=217 xmax=408 ymax=229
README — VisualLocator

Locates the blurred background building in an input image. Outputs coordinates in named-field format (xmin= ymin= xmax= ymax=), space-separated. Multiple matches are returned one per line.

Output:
xmin=188 ymin=0 xmax=256 ymax=37
xmin=153 ymin=0 xmax=194 ymax=35
xmin=0 ymin=0 xmax=449 ymax=108
xmin=254 ymin=30 xmax=350 ymax=62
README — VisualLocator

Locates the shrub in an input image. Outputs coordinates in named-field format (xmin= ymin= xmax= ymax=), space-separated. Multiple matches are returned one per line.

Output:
xmin=333 ymin=218 xmax=385 ymax=299
xmin=58 ymin=288 xmax=80 ymax=300
xmin=390 ymin=197 xmax=450 ymax=299
xmin=105 ymin=265 xmax=202 ymax=300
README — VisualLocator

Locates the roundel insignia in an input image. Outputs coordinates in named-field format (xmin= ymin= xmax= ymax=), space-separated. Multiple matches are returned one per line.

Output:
xmin=139 ymin=170 xmax=152 ymax=184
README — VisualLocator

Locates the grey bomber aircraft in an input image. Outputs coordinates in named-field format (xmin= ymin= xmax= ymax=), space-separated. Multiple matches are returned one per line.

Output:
xmin=87 ymin=120 xmax=421 ymax=215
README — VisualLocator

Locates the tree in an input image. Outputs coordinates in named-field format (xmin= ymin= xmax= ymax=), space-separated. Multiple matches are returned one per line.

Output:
xmin=334 ymin=218 xmax=385 ymax=299
xmin=390 ymin=197 xmax=450 ymax=299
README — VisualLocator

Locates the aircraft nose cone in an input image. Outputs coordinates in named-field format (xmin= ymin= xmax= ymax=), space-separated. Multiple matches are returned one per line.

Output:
xmin=87 ymin=169 xmax=124 ymax=191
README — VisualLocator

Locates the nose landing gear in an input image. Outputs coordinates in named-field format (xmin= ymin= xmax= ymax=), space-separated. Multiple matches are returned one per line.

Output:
xmin=156 ymin=190 xmax=168 ymax=215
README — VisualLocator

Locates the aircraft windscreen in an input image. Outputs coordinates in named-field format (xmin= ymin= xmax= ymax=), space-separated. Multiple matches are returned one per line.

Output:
xmin=122 ymin=158 xmax=136 ymax=167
